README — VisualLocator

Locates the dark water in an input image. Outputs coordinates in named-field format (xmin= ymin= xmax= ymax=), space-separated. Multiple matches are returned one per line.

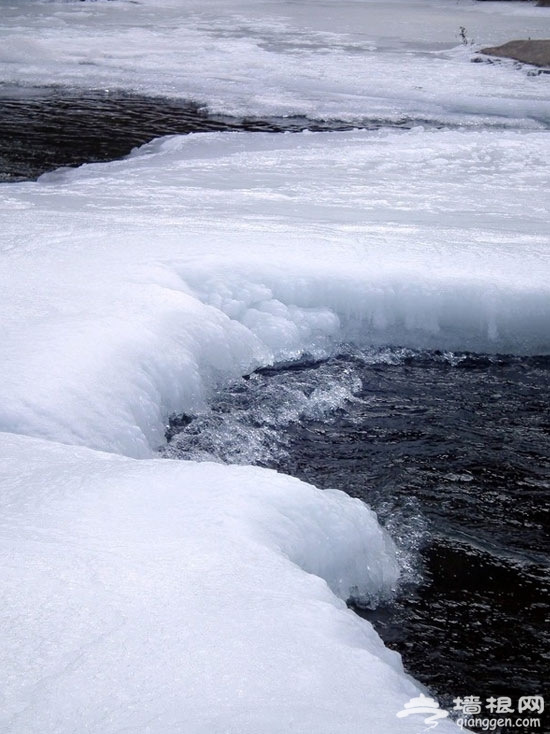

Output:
xmin=0 ymin=84 xmax=429 ymax=182
xmin=164 ymin=350 xmax=550 ymax=733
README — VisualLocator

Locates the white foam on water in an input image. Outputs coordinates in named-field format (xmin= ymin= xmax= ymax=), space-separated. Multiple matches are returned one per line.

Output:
xmin=0 ymin=0 xmax=550 ymax=124
xmin=162 ymin=357 xmax=364 ymax=465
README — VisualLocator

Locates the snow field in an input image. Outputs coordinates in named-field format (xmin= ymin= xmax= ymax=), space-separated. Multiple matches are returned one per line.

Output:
xmin=2 ymin=2 xmax=549 ymax=725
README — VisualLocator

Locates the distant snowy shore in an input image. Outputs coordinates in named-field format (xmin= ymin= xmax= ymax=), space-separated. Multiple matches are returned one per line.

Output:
xmin=1 ymin=0 xmax=550 ymax=125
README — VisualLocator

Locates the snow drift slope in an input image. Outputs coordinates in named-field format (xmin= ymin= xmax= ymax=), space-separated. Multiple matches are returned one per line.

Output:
xmin=0 ymin=431 xmax=450 ymax=734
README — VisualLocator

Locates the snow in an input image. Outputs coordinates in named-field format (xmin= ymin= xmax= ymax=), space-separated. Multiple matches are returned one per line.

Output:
xmin=1 ymin=128 xmax=549 ymax=457
xmin=0 ymin=0 xmax=550 ymax=125
xmin=0 ymin=432 xmax=426 ymax=734
xmin=1 ymin=0 xmax=549 ymax=731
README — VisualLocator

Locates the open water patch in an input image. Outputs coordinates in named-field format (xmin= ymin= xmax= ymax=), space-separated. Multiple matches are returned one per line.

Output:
xmin=0 ymin=84 xmax=445 ymax=182
xmin=163 ymin=348 xmax=550 ymax=733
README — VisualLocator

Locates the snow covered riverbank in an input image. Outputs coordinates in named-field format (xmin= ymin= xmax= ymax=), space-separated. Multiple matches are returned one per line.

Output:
xmin=1 ymin=433 xmax=414 ymax=734
xmin=1 ymin=0 xmax=550 ymax=125
xmin=2 ymin=129 xmax=549 ymax=456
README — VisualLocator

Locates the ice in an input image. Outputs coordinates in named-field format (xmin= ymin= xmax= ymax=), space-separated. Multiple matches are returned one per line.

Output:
xmin=1 ymin=127 xmax=549 ymax=457
xmin=0 ymin=0 xmax=550 ymax=125
xmin=0 ymin=128 xmax=481 ymax=734
xmin=0 ymin=431 xmax=456 ymax=734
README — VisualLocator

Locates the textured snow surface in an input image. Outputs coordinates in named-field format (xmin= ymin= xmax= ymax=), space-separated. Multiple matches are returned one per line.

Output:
xmin=0 ymin=432 xmax=450 ymax=734
xmin=1 ymin=0 xmax=550 ymax=125
xmin=1 ymin=128 xmax=549 ymax=457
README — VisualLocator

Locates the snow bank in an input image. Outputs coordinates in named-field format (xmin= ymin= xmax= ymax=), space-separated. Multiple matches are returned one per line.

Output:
xmin=1 ymin=128 xmax=549 ymax=456
xmin=1 ymin=0 xmax=550 ymax=125
xmin=0 ymin=431 xmax=456 ymax=734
